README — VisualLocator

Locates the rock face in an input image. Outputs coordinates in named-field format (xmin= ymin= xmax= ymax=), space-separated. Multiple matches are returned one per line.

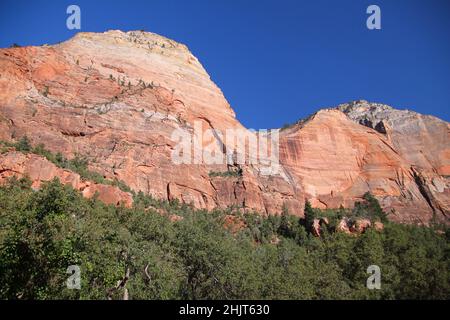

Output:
xmin=0 ymin=30 xmax=302 ymax=215
xmin=338 ymin=100 xmax=450 ymax=222
xmin=349 ymin=219 xmax=372 ymax=234
xmin=0 ymin=151 xmax=133 ymax=207
xmin=0 ymin=31 xmax=448 ymax=224
xmin=280 ymin=106 xmax=449 ymax=224
xmin=312 ymin=217 xmax=383 ymax=237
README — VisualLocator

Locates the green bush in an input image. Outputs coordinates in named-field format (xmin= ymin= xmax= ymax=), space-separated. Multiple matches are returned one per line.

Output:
xmin=208 ymin=168 xmax=243 ymax=178
xmin=15 ymin=136 xmax=32 ymax=152
xmin=353 ymin=192 xmax=388 ymax=222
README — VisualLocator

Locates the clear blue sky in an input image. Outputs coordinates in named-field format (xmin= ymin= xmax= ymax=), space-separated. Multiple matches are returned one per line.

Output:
xmin=1 ymin=0 xmax=449 ymax=129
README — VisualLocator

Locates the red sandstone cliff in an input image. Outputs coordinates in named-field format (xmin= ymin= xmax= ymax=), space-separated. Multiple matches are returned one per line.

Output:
xmin=280 ymin=105 xmax=449 ymax=224
xmin=0 ymin=31 xmax=448 ymax=224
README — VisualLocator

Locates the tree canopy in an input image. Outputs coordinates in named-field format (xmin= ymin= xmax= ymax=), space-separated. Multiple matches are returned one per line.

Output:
xmin=0 ymin=177 xmax=448 ymax=299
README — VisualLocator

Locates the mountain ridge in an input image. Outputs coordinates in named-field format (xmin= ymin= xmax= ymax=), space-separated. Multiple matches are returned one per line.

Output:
xmin=0 ymin=30 xmax=448 ymax=224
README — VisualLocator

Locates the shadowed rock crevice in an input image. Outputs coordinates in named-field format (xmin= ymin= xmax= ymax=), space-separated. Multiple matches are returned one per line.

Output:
xmin=412 ymin=167 xmax=436 ymax=212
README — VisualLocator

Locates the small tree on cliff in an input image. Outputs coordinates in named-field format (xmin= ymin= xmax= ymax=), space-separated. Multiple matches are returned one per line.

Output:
xmin=354 ymin=192 xmax=388 ymax=222
xmin=15 ymin=136 xmax=32 ymax=152
xmin=303 ymin=200 xmax=316 ymax=233
xmin=365 ymin=192 xmax=388 ymax=222
xmin=278 ymin=204 xmax=292 ymax=238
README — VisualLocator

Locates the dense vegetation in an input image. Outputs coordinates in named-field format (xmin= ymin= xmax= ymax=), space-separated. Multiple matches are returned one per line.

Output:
xmin=0 ymin=177 xmax=448 ymax=300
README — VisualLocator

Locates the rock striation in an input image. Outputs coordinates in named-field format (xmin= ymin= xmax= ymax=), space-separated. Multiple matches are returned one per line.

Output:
xmin=338 ymin=100 xmax=449 ymax=222
xmin=0 ymin=31 xmax=448 ymax=224
xmin=0 ymin=30 xmax=302 ymax=215
xmin=280 ymin=107 xmax=449 ymax=224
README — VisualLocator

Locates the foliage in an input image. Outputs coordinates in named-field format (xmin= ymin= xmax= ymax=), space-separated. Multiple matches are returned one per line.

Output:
xmin=0 ymin=178 xmax=448 ymax=300
xmin=303 ymin=200 xmax=317 ymax=232
xmin=15 ymin=136 xmax=32 ymax=152
xmin=352 ymin=192 xmax=389 ymax=222
xmin=208 ymin=168 xmax=243 ymax=178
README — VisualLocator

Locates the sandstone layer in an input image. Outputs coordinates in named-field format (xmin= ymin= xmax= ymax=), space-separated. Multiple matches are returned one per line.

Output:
xmin=337 ymin=100 xmax=450 ymax=221
xmin=280 ymin=107 xmax=449 ymax=224
xmin=0 ymin=30 xmax=302 ymax=215
xmin=0 ymin=151 xmax=132 ymax=207
xmin=0 ymin=31 xmax=448 ymax=224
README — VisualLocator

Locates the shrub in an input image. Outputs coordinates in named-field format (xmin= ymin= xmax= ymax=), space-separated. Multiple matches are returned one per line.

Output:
xmin=208 ymin=168 xmax=243 ymax=178
xmin=15 ymin=136 xmax=32 ymax=152
xmin=353 ymin=192 xmax=388 ymax=222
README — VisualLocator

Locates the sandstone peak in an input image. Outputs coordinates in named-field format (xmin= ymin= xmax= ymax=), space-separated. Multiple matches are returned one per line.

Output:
xmin=0 ymin=30 xmax=448 ymax=224
xmin=336 ymin=99 xmax=446 ymax=128
xmin=71 ymin=29 xmax=188 ymax=47
xmin=337 ymin=99 xmax=393 ymax=114
xmin=63 ymin=30 xmax=196 ymax=66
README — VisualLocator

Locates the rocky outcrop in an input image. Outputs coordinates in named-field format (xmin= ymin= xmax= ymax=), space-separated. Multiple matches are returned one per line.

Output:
xmin=311 ymin=219 xmax=322 ymax=237
xmin=349 ymin=219 xmax=372 ymax=234
xmin=312 ymin=217 xmax=383 ymax=237
xmin=0 ymin=151 xmax=133 ymax=206
xmin=223 ymin=215 xmax=246 ymax=234
xmin=374 ymin=221 xmax=384 ymax=231
xmin=337 ymin=100 xmax=449 ymax=222
xmin=336 ymin=218 xmax=352 ymax=234
xmin=0 ymin=31 xmax=448 ymax=224
xmin=280 ymin=107 xmax=449 ymax=224
xmin=311 ymin=217 xmax=329 ymax=237
xmin=0 ymin=30 xmax=302 ymax=215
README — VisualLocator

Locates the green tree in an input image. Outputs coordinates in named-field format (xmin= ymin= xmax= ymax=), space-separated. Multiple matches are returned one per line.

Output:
xmin=303 ymin=200 xmax=316 ymax=233
xmin=15 ymin=136 xmax=32 ymax=152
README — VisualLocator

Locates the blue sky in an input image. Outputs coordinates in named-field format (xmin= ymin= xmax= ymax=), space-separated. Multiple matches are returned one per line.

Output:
xmin=1 ymin=0 xmax=449 ymax=129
